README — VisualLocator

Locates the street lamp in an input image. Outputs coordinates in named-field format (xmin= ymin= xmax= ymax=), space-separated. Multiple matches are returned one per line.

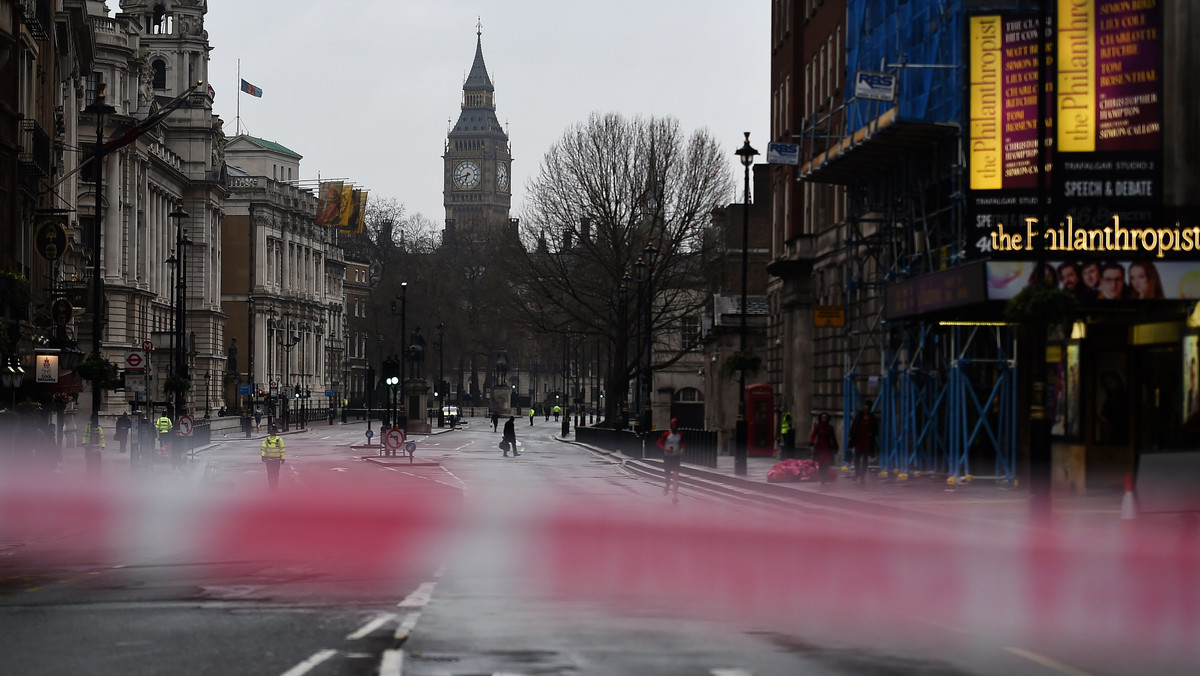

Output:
xmin=733 ymin=131 xmax=758 ymax=476
xmin=204 ymin=369 xmax=211 ymax=417
xmin=617 ymin=270 xmax=631 ymax=429
xmin=278 ymin=311 xmax=300 ymax=431
xmin=84 ymin=84 xmax=115 ymax=438
xmin=641 ymin=240 xmax=658 ymax=434
xmin=435 ymin=322 xmax=445 ymax=427
xmin=169 ymin=200 xmax=190 ymax=419
xmin=2 ymin=355 xmax=24 ymax=409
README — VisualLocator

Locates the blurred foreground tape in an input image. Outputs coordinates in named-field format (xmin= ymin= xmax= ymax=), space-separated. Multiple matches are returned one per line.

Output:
xmin=528 ymin=500 xmax=1200 ymax=662
xmin=0 ymin=471 xmax=460 ymax=593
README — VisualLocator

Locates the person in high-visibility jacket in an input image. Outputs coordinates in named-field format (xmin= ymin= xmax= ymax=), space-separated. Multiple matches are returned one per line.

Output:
xmin=779 ymin=409 xmax=795 ymax=457
xmin=154 ymin=412 xmax=173 ymax=449
xmin=529 ymin=407 xmax=536 ymax=426
xmin=81 ymin=415 xmax=105 ymax=449
xmin=552 ymin=404 xmax=561 ymax=421
xmin=260 ymin=425 xmax=286 ymax=489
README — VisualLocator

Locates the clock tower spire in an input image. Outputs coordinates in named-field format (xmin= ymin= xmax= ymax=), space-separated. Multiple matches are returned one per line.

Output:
xmin=443 ymin=24 xmax=512 ymax=244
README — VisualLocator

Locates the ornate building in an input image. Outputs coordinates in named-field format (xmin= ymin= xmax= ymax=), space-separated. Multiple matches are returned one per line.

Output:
xmin=442 ymin=27 xmax=513 ymax=244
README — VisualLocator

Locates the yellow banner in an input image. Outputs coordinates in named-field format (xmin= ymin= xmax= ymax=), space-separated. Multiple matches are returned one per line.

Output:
xmin=314 ymin=181 xmax=344 ymax=226
xmin=335 ymin=185 xmax=355 ymax=229
xmin=340 ymin=188 xmax=367 ymax=235
xmin=1057 ymin=0 xmax=1096 ymax=152
xmin=969 ymin=15 xmax=1003 ymax=190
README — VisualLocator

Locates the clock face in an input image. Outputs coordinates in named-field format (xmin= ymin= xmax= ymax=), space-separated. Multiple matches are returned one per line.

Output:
xmin=496 ymin=162 xmax=509 ymax=191
xmin=454 ymin=160 xmax=481 ymax=189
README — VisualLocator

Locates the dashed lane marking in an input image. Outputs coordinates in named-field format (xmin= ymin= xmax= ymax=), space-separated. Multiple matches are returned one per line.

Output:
xmin=345 ymin=612 xmax=397 ymax=640
xmin=397 ymin=581 xmax=436 ymax=608
xmin=393 ymin=612 xmax=421 ymax=641
xmin=378 ymin=650 xmax=403 ymax=676
xmin=279 ymin=648 xmax=337 ymax=676
xmin=1004 ymin=647 xmax=1099 ymax=676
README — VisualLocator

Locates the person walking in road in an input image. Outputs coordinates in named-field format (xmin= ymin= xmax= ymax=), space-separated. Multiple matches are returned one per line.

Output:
xmin=491 ymin=410 xmax=500 ymax=432
xmin=656 ymin=418 xmax=685 ymax=504
xmin=254 ymin=407 xmax=263 ymax=432
xmin=849 ymin=401 xmax=879 ymax=482
xmin=260 ymin=425 xmax=286 ymax=490
xmin=154 ymin=411 xmax=173 ymax=451
xmin=115 ymin=412 xmax=131 ymax=453
xmin=502 ymin=415 xmax=519 ymax=456
xmin=529 ymin=407 xmax=536 ymax=426
xmin=552 ymin=404 xmax=561 ymax=421
xmin=808 ymin=412 xmax=838 ymax=483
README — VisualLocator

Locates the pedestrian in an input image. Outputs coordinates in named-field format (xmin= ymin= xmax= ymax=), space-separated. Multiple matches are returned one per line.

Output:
xmin=491 ymin=410 xmax=500 ymax=432
xmin=81 ymin=414 xmax=106 ymax=451
xmin=502 ymin=415 xmax=519 ymax=456
xmin=808 ymin=412 xmax=838 ymax=483
xmin=848 ymin=401 xmax=879 ymax=482
xmin=779 ymin=408 xmax=794 ymax=458
xmin=154 ymin=411 xmax=173 ymax=450
xmin=254 ymin=407 xmax=263 ymax=432
xmin=552 ymin=404 xmax=561 ymax=421
xmin=260 ymin=425 xmax=286 ymax=490
xmin=544 ymin=405 xmax=549 ymax=421
xmin=656 ymin=418 xmax=685 ymax=504
xmin=115 ymin=411 xmax=132 ymax=453
xmin=529 ymin=407 xmax=536 ymax=426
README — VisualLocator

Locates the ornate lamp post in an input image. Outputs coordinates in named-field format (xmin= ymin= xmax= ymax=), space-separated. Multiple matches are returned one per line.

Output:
xmin=733 ymin=132 xmax=758 ymax=476
xmin=84 ymin=85 xmax=115 ymax=446
xmin=278 ymin=311 xmax=300 ymax=431
xmin=169 ymin=200 xmax=190 ymax=419
xmin=435 ymin=322 xmax=445 ymax=427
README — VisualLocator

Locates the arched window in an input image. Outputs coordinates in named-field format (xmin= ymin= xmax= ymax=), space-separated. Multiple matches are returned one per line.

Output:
xmin=151 ymin=59 xmax=167 ymax=89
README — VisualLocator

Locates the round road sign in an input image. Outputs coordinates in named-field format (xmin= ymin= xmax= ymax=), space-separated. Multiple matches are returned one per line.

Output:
xmin=142 ymin=340 xmax=153 ymax=352
xmin=365 ymin=429 xmax=374 ymax=439
xmin=384 ymin=428 xmax=405 ymax=450
xmin=178 ymin=415 xmax=194 ymax=437
xmin=404 ymin=441 xmax=416 ymax=454
xmin=126 ymin=352 xmax=144 ymax=369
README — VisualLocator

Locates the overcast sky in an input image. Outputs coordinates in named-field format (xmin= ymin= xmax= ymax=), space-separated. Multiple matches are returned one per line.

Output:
xmin=203 ymin=1 xmax=771 ymax=227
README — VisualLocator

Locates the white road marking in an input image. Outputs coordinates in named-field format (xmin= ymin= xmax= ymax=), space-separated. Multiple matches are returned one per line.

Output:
xmin=397 ymin=581 xmax=436 ymax=608
xmin=279 ymin=649 xmax=337 ymax=676
xmin=1003 ymin=647 xmax=1098 ymax=676
xmin=393 ymin=611 xmax=421 ymax=641
xmin=711 ymin=670 xmax=759 ymax=676
xmin=345 ymin=612 xmax=397 ymax=640
xmin=331 ymin=467 xmax=347 ymax=472
xmin=378 ymin=650 xmax=404 ymax=676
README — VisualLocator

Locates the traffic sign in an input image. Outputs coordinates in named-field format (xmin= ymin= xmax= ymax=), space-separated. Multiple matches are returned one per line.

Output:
xmin=384 ymin=428 xmax=405 ymax=451
xmin=178 ymin=415 xmax=194 ymax=437
xmin=404 ymin=441 xmax=416 ymax=454
xmin=365 ymin=429 xmax=374 ymax=439
xmin=125 ymin=352 xmax=144 ymax=369
xmin=143 ymin=340 xmax=153 ymax=352
xmin=238 ymin=384 xmax=252 ymax=395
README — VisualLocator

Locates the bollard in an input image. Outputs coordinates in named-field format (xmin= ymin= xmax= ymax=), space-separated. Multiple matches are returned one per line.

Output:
xmin=561 ymin=417 xmax=570 ymax=437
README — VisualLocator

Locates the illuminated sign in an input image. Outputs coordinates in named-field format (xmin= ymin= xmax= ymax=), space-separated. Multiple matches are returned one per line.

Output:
xmin=1057 ymin=0 xmax=1097 ymax=152
xmin=968 ymin=16 xmax=1004 ymax=190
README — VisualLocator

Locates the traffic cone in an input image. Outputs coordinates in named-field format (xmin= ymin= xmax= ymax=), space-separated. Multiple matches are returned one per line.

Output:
xmin=1121 ymin=472 xmax=1137 ymax=520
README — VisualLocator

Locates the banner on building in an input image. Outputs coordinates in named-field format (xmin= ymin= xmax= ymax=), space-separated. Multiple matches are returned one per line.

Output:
xmin=315 ymin=181 xmax=344 ymax=226
xmin=965 ymin=2 xmax=1169 ymax=263
xmin=339 ymin=188 xmax=367 ymax=235
xmin=985 ymin=260 xmax=1200 ymax=301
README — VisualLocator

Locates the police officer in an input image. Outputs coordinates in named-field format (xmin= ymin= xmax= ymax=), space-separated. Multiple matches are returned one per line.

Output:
xmin=260 ymin=425 xmax=286 ymax=489
xmin=780 ymin=408 xmax=795 ymax=458
xmin=81 ymin=414 xmax=106 ymax=450
xmin=154 ymin=411 xmax=173 ymax=449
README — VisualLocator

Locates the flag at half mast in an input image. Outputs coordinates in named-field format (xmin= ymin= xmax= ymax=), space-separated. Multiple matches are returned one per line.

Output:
xmin=240 ymin=79 xmax=263 ymax=97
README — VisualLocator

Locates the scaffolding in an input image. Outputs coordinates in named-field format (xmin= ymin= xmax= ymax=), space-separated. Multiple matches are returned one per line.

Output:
xmin=801 ymin=0 xmax=1017 ymax=482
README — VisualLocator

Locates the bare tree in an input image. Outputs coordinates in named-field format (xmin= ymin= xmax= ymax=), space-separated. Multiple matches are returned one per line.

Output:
xmin=505 ymin=113 xmax=733 ymax=425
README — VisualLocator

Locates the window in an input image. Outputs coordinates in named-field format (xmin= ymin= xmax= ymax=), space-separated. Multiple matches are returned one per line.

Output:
xmin=152 ymin=59 xmax=167 ymax=90
xmin=680 ymin=316 xmax=701 ymax=350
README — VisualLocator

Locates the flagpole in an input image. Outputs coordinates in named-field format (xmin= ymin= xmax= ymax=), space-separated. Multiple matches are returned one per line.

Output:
xmin=236 ymin=59 xmax=241 ymax=135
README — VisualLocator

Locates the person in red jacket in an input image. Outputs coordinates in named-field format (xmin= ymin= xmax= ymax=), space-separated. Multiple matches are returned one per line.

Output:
xmin=656 ymin=418 xmax=685 ymax=504
xmin=808 ymin=412 xmax=838 ymax=483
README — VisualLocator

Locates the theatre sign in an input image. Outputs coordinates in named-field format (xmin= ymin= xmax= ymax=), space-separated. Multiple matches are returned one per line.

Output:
xmin=964 ymin=1 xmax=1177 ymax=263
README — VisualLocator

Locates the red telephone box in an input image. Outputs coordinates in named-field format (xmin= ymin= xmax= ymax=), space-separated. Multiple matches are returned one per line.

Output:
xmin=745 ymin=384 xmax=775 ymax=456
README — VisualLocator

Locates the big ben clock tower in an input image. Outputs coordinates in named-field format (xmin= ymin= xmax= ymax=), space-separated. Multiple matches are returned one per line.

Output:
xmin=443 ymin=25 xmax=512 ymax=243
